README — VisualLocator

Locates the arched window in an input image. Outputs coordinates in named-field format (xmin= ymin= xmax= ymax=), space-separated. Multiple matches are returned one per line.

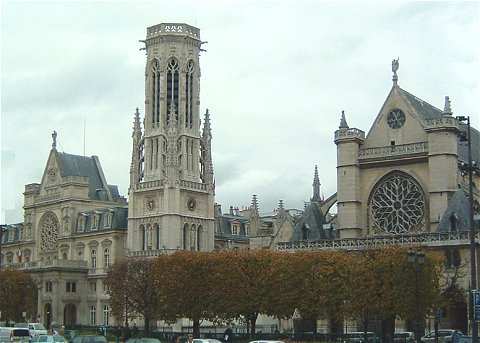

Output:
xmin=185 ymin=60 xmax=194 ymax=128
xmin=104 ymin=248 xmax=110 ymax=268
xmin=190 ymin=225 xmax=196 ymax=251
xmin=166 ymin=58 xmax=179 ymax=125
xmin=91 ymin=249 xmax=97 ymax=269
xmin=183 ymin=224 xmax=189 ymax=250
xmin=155 ymin=225 xmax=160 ymax=250
xmin=103 ymin=305 xmax=111 ymax=326
xmin=449 ymin=213 xmax=458 ymax=232
xmin=197 ymin=226 xmax=202 ymax=251
xmin=139 ymin=225 xmax=146 ymax=251
xmin=90 ymin=305 xmax=96 ymax=326
xmin=151 ymin=59 xmax=160 ymax=126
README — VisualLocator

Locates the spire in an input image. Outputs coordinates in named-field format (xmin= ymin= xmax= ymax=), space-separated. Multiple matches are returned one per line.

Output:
xmin=202 ymin=108 xmax=212 ymax=139
xmin=339 ymin=110 xmax=349 ymax=129
xmin=251 ymin=194 xmax=259 ymax=216
xmin=51 ymin=130 xmax=57 ymax=150
xmin=311 ymin=165 xmax=321 ymax=202
xmin=132 ymin=107 xmax=142 ymax=140
xmin=278 ymin=199 xmax=284 ymax=210
xmin=392 ymin=57 xmax=399 ymax=85
xmin=443 ymin=96 xmax=452 ymax=115
xmin=130 ymin=108 xmax=143 ymax=191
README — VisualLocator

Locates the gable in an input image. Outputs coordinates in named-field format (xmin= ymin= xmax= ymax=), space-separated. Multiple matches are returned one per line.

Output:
xmin=364 ymin=86 xmax=435 ymax=149
xmin=39 ymin=150 xmax=63 ymax=192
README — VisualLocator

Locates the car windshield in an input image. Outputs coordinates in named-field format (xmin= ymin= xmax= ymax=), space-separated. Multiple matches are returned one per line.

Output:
xmin=54 ymin=336 xmax=66 ymax=342
xmin=34 ymin=324 xmax=47 ymax=330
xmin=13 ymin=329 xmax=31 ymax=337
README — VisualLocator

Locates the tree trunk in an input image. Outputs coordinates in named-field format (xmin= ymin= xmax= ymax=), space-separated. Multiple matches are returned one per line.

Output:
xmin=250 ymin=314 xmax=257 ymax=338
xmin=381 ymin=316 xmax=395 ymax=343
xmin=193 ymin=319 xmax=200 ymax=338
xmin=145 ymin=316 xmax=150 ymax=336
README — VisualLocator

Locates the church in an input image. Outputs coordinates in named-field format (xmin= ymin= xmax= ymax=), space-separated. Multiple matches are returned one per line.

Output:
xmin=1 ymin=22 xmax=479 ymax=335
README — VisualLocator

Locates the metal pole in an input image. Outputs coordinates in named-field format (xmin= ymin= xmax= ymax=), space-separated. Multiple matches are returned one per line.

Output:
xmin=467 ymin=116 xmax=478 ymax=343
xmin=0 ymin=226 xmax=3 ymax=271
xmin=415 ymin=263 xmax=420 ymax=343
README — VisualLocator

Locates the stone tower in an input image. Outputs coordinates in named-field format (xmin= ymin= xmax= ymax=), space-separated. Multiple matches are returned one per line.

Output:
xmin=127 ymin=23 xmax=215 ymax=255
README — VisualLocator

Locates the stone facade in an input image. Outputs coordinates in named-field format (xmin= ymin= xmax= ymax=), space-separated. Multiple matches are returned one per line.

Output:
xmin=127 ymin=23 xmax=215 ymax=257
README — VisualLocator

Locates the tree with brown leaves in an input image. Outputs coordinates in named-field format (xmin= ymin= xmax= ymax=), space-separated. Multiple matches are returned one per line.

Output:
xmin=0 ymin=269 xmax=37 ymax=323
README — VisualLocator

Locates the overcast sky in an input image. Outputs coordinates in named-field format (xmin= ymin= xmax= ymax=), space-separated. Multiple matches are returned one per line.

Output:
xmin=1 ymin=0 xmax=479 ymax=222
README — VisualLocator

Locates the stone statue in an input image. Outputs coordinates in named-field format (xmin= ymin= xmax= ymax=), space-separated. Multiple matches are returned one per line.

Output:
xmin=392 ymin=58 xmax=399 ymax=83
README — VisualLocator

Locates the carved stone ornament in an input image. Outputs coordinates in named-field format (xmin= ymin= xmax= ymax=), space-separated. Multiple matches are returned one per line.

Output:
xmin=47 ymin=167 xmax=57 ymax=181
xmin=146 ymin=199 xmax=155 ymax=211
xmin=187 ymin=197 xmax=196 ymax=211
xmin=40 ymin=212 xmax=60 ymax=251
xmin=369 ymin=173 xmax=425 ymax=234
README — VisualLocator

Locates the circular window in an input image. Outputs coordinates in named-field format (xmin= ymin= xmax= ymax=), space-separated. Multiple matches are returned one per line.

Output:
xmin=387 ymin=109 xmax=406 ymax=129
xmin=369 ymin=173 xmax=425 ymax=234
xmin=40 ymin=212 xmax=60 ymax=251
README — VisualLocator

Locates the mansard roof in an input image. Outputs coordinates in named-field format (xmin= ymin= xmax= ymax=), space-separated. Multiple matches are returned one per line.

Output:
xmin=214 ymin=212 xmax=249 ymax=240
xmin=0 ymin=223 xmax=23 ymax=245
xmin=56 ymin=152 xmax=122 ymax=201
xmin=291 ymin=202 xmax=335 ymax=241
xmin=75 ymin=206 xmax=128 ymax=234
xmin=438 ymin=189 xmax=474 ymax=232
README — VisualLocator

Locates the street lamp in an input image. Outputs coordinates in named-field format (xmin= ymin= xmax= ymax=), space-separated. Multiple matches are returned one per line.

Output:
xmin=408 ymin=250 xmax=425 ymax=343
xmin=456 ymin=115 xmax=478 ymax=343
xmin=0 ymin=225 xmax=6 ymax=270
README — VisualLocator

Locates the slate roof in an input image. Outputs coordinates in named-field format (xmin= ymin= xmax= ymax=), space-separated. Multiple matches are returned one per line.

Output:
xmin=291 ymin=202 xmax=335 ymax=241
xmin=75 ymin=206 xmax=128 ymax=234
xmin=57 ymin=153 xmax=106 ymax=200
xmin=0 ymin=223 xmax=24 ymax=245
xmin=214 ymin=213 xmax=249 ymax=241
xmin=438 ymin=189 xmax=476 ymax=232
xmin=399 ymin=88 xmax=480 ymax=166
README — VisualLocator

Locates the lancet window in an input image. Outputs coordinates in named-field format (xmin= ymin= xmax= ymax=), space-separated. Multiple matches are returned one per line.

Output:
xmin=166 ymin=58 xmax=179 ymax=125
xmin=185 ymin=60 xmax=194 ymax=128
xmin=151 ymin=59 xmax=160 ymax=126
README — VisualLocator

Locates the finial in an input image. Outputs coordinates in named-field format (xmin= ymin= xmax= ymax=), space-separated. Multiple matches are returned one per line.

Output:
xmin=311 ymin=165 xmax=321 ymax=202
xmin=52 ymin=130 xmax=57 ymax=150
xmin=392 ymin=57 xmax=399 ymax=85
xmin=278 ymin=200 xmax=284 ymax=210
xmin=251 ymin=194 xmax=259 ymax=214
xmin=443 ymin=96 xmax=452 ymax=115
xmin=339 ymin=110 xmax=349 ymax=129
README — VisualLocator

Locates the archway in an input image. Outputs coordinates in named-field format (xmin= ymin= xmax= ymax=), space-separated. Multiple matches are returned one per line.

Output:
xmin=63 ymin=304 xmax=77 ymax=328
xmin=44 ymin=303 xmax=52 ymax=329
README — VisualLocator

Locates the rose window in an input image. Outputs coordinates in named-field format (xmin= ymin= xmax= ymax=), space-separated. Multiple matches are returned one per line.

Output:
xmin=40 ymin=212 xmax=59 ymax=251
xmin=369 ymin=173 xmax=425 ymax=234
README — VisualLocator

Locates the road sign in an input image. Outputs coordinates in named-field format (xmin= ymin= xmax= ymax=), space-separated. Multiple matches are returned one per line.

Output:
xmin=472 ymin=290 xmax=480 ymax=320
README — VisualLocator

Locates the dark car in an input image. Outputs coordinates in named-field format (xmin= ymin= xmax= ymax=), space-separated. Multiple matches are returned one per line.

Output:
xmin=71 ymin=336 xmax=107 ymax=343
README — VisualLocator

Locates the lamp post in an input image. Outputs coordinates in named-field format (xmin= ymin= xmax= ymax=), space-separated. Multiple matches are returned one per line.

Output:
xmin=408 ymin=250 xmax=425 ymax=343
xmin=456 ymin=115 xmax=478 ymax=343
xmin=0 ymin=225 xmax=5 ymax=271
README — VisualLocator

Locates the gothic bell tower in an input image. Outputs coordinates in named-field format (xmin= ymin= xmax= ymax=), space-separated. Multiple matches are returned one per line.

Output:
xmin=127 ymin=23 xmax=215 ymax=255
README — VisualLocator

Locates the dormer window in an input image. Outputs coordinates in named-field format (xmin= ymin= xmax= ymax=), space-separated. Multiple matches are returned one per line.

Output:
xmin=77 ymin=214 xmax=86 ymax=232
xmin=449 ymin=213 xmax=458 ymax=232
xmin=91 ymin=213 xmax=99 ymax=231
xmin=231 ymin=223 xmax=240 ymax=235
xmin=104 ymin=211 xmax=113 ymax=228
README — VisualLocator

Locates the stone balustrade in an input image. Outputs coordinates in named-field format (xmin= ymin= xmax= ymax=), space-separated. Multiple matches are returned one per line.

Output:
xmin=180 ymin=180 xmax=207 ymax=192
xmin=276 ymin=230 xmax=475 ymax=251
xmin=358 ymin=142 xmax=428 ymax=160
xmin=425 ymin=116 xmax=459 ymax=129
xmin=129 ymin=249 xmax=179 ymax=257
xmin=5 ymin=259 xmax=88 ymax=270
xmin=138 ymin=180 xmax=164 ymax=190
xmin=147 ymin=23 xmax=200 ymax=40
xmin=334 ymin=128 xmax=365 ymax=141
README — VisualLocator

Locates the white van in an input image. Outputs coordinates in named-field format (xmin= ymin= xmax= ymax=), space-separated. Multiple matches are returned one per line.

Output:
xmin=28 ymin=324 xmax=48 ymax=337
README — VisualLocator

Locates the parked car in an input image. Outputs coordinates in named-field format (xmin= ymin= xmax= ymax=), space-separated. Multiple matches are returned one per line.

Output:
xmin=127 ymin=339 xmax=162 ymax=343
xmin=0 ymin=328 xmax=11 ymax=343
xmin=14 ymin=324 xmax=29 ymax=329
xmin=344 ymin=332 xmax=380 ymax=343
xmin=394 ymin=332 xmax=415 ymax=343
xmin=9 ymin=328 xmax=31 ymax=342
xmin=193 ymin=340 xmax=223 ymax=343
xmin=421 ymin=330 xmax=464 ymax=343
xmin=71 ymin=336 xmax=107 ymax=343
xmin=249 ymin=341 xmax=285 ymax=343
xmin=28 ymin=324 xmax=48 ymax=338
xmin=32 ymin=335 xmax=67 ymax=342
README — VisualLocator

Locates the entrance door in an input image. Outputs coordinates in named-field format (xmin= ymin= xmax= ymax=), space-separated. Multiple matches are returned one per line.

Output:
xmin=63 ymin=304 xmax=77 ymax=328
xmin=44 ymin=303 xmax=52 ymax=330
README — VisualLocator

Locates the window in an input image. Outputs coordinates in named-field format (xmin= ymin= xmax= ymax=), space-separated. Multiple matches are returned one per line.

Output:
xmin=90 ymin=306 xmax=96 ymax=326
xmin=91 ymin=249 xmax=97 ymax=269
xmin=151 ymin=59 xmax=160 ymax=126
xmin=445 ymin=249 xmax=461 ymax=268
xmin=91 ymin=214 xmax=98 ymax=231
xmin=104 ymin=212 xmax=113 ymax=228
xmin=231 ymin=223 xmax=240 ymax=235
xmin=77 ymin=214 xmax=86 ymax=232
xmin=450 ymin=213 xmax=458 ymax=231
xmin=245 ymin=225 xmax=250 ymax=236
xmin=166 ymin=58 xmax=179 ymax=125
xmin=185 ymin=60 xmax=194 ymax=128
xmin=89 ymin=281 xmax=97 ymax=293
xmin=104 ymin=248 xmax=110 ymax=268
xmin=103 ymin=305 xmax=111 ymax=326
xmin=45 ymin=281 xmax=53 ymax=293
xmin=103 ymin=280 xmax=109 ymax=293
xmin=66 ymin=281 xmax=76 ymax=293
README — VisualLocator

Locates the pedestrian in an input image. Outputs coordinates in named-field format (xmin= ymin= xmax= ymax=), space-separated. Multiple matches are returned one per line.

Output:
xmin=132 ymin=323 xmax=138 ymax=337
xmin=224 ymin=327 xmax=233 ymax=343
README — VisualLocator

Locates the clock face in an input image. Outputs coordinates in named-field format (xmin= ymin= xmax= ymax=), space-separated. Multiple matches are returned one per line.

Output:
xmin=387 ymin=109 xmax=406 ymax=129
